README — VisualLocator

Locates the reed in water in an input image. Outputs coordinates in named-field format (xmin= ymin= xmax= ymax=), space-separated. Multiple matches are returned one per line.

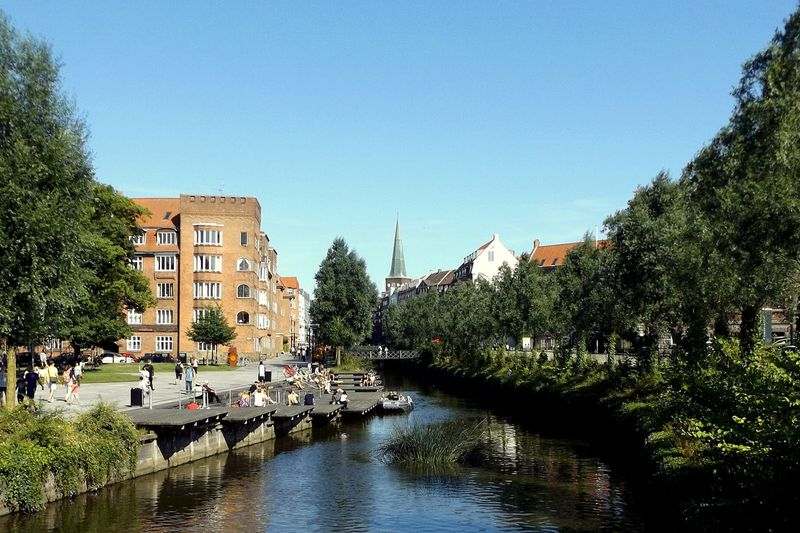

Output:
xmin=379 ymin=418 xmax=485 ymax=469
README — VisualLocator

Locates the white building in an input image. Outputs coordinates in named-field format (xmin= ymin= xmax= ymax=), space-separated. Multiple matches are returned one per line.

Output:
xmin=453 ymin=233 xmax=518 ymax=283
xmin=297 ymin=288 xmax=311 ymax=348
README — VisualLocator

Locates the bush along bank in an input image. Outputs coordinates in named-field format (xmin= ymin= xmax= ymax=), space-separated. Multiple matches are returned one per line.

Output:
xmin=0 ymin=404 xmax=139 ymax=513
xmin=418 ymin=342 xmax=800 ymax=531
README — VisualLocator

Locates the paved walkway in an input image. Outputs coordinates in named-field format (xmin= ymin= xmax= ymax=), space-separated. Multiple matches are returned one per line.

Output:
xmin=38 ymin=354 xmax=303 ymax=415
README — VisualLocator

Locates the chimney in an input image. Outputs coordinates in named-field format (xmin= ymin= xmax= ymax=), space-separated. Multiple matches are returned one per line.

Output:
xmin=532 ymin=239 xmax=540 ymax=253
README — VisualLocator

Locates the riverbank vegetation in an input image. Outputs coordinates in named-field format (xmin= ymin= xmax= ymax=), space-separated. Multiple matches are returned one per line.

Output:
xmin=381 ymin=8 xmax=800 ymax=527
xmin=0 ymin=404 xmax=139 ymax=512
xmin=379 ymin=419 xmax=485 ymax=470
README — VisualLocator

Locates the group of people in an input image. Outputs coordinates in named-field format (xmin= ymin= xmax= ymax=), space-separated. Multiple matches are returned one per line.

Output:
xmin=0 ymin=359 xmax=83 ymax=407
xmin=360 ymin=371 xmax=377 ymax=387
xmin=237 ymin=382 xmax=278 ymax=407
xmin=171 ymin=357 xmax=200 ymax=394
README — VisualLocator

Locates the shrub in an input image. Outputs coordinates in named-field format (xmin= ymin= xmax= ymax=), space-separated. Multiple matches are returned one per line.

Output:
xmin=0 ymin=403 xmax=139 ymax=512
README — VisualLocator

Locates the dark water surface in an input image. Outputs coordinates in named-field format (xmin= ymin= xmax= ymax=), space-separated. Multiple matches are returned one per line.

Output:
xmin=1 ymin=374 xmax=654 ymax=532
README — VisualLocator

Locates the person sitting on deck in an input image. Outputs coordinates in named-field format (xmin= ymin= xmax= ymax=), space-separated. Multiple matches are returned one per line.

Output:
xmin=286 ymin=388 xmax=299 ymax=406
xmin=330 ymin=388 xmax=341 ymax=405
xmin=237 ymin=392 xmax=251 ymax=408
xmin=253 ymin=386 xmax=267 ymax=407
xmin=339 ymin=390 xmax=349 ymax=408
xmin=367 ymin=371 xmax=376 ymax=386
xmin=202 ymin=382 xmax=221 ymax=404
xmin=323 ymin=379 xmax=332 ymax=395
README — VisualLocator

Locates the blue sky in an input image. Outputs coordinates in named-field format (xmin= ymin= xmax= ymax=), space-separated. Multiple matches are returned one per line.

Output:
xmin=3 ymin=1 xmax=796 ymax=290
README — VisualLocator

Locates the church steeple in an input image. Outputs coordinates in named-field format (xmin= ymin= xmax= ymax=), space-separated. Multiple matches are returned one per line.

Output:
xmin=385 ymin=216 xmax=411 ymax=295
xmin=388 ymin=217 xmax=407 ymax=278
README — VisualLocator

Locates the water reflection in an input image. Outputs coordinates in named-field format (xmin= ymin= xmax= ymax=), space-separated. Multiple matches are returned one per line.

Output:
xmin=0 ymin=379 xmax=648 ymax=532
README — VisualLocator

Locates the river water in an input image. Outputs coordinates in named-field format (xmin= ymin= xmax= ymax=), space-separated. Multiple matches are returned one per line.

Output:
xmin=1 ymin=374 xmax=654 ymax=532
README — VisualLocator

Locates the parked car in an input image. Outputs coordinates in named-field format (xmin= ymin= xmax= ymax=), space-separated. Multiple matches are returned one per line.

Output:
xmin=100 ymin=352 xmax=133 ymax=364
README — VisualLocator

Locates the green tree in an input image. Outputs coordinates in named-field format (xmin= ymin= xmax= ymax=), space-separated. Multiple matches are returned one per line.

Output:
xmin=310 ymin=238 xmax=378 ymax=359
xmin=491 ymin=255 xmax=555 ymax=347
xmin=58 ymin=184 xmax=155 ymax=355
xmin=187 ymin=307 xmax=237 ymax=364
xmin=553 ymin=236 xmax=618 ymax=360
xmin=0 ymin=13 xmax=96 ymax=406
xmin=682 ymin=10 xmax=800 ymax=356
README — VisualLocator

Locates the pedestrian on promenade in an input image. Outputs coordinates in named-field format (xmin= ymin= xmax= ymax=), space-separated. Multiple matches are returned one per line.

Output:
xmin=174 ymin=361 xmax=183 ymax=385
xmin=46 ymin=361 xmax=58 ymax=402
xmin=68 ymin=378 xmax=80 ymax=405
xmin=72 ymin=359 xmax=83 ymax=382
xmin=184 ymin=364 xmax=195 ymax=395
xmin=63 ymin=365 xmax=73 ymax=403
xmin=24 ymin=366 xmax=40 ymax=405
xmin=191 ymin=356 xmax=199 ymax=377
xmin=0 ymin=364 xmax=7 ymax=407
xmin=16 ymin=374 xmax=26 ymax=405
xmin=258 ymin=360 xmax=267 ymax=383
xmin=143 ymin=361 xmax=155 ymax=391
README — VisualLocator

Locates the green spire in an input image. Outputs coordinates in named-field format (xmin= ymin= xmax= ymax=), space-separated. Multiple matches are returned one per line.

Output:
xmin=389 ymin=217 xmax=407 ymax=278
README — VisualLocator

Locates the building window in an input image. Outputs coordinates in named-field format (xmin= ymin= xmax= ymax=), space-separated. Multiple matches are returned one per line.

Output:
xmin=197 ymin=342 xmax=213 ymax=352
xmin=156 ymin=309 xmax=174 ymax=325
xmin=156 ymin=282 xmax=174 ymax=299
xmin=155 ymin=254 xmax=176 ymax=271
xmin=238 ymin=258 xmax=251 ymax=272
xmin=259 ymin=262 xmax=268 ymax=281
xmin=130 ymin=256 xmax=144 ymax=271
xmin=193 ymin=282 xmax=221 ymax=299
xmin=155 ymin=336 xmax=173 ymax=352
xmin=237 ymin=284 xmax=251 ymax=298
xmin=488 ymin=250 xmax=494 ymax=262
xmin=240 ymin=232 xmax=248 ymax=246
xmin=127 ymin=336 xmax=141 ymax=351
xmin=194 ymin=254 xmax=222 ymax=272
xmin=258 ymin=290 xmax=268 ymax=306
xmin=194 ymin=229 xmax=222 ymax=245
xmin=157 ymin=231 xmax=177 ymax=245
xmin=237 ymin=311 xmax=250 ymax=324
xmin=257 ymin=314 xmax=269 ymax=329
xmin=130 ymin=231 xmax=146 ymax=245
xmin=127 ymin=310 xmax=142 ymax=325
xmin=193 ymin=308 xmax=211 ymax=322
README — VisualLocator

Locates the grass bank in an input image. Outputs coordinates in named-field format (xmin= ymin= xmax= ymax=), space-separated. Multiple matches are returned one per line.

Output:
xmin=0 ymin=403 xmax=139 ymax=513
xmin=423 ymin=342 xmax=800 ymax=530
xmin=81 ymin=362 xmax=235 ymax=384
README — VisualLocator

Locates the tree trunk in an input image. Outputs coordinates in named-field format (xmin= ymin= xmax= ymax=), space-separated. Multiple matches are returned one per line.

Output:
xmin=5 ymin=341 xmax=16 ymax=409
xmin=739 ymin=305 xmax=760 ymax=358
xmin=335 ymin=346 xmax=342 ymax=367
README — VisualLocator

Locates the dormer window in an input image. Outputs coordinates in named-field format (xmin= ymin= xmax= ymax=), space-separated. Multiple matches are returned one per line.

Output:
xmin=157 ymin=230 xmax=177 ymax=245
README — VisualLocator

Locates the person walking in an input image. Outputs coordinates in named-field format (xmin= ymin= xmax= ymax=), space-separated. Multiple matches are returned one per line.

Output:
xmin=0 ymin=365 xmax=7 ymax=407
xmin=174 ymin=361 xmax=183 ymax=385
xmin=143 ymin=361 xmax=155 ymax=391
xmin=63 ymin=365 xmax=73 ymax=403
xmin=46 ymin=361 xmax=58 ymax=402
xmin=184 ymin=364 xmax=195 ymax=395
xmin=258 ymin=360 xmax=267 ymax=383
xmin=191 ymin=356 xmax=199 ymax=377
xmin=24 ymin=366 xmax=40 ymax=405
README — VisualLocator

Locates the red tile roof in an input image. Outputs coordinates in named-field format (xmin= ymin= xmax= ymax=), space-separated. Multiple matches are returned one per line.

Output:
xmin=531 ymin=240 xmax=608 ymax=268
xmin=132 ymin=198 xmax=180 ymax=229
xmin=280 ymin=276 xmax=300 ymax=290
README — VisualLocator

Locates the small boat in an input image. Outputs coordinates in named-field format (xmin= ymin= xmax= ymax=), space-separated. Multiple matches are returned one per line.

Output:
xmin=380 ymin=391 xmax=414 ymax=413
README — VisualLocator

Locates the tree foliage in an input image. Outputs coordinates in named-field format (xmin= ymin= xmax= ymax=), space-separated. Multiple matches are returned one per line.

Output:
xmin=187 ymin=307 xmax=237 ymax=349
xmin=310 ymin=238 xmax=377 ymax=348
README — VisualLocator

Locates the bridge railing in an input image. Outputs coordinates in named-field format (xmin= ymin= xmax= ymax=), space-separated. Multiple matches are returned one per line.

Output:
xmin=344 ymin=346 xmax=419 ymax=360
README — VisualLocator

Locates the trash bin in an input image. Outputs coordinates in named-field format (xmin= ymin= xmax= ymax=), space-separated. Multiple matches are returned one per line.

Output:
xmin=265 ymin=370 xmax=272 ymax=382
xmin=130 ymin=387 xmax=144 ymax=407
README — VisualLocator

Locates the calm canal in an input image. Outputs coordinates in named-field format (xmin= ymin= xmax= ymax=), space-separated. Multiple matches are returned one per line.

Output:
xmin=1 ymin=372 xmax=659 ymax=532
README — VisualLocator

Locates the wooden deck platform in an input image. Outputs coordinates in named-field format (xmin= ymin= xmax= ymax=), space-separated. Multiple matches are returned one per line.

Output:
xmin=126 ymin=407 xmax=230 ymax=429
xmin=272 ymin=405 xmax=314 ymax=420
xmin=309 ymin=403 xmax=344 ymax=418
xmin=341 ymin=392 xmax=383 ymax=416
xmin=222 ymin=405 xmax=279 ymax=424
